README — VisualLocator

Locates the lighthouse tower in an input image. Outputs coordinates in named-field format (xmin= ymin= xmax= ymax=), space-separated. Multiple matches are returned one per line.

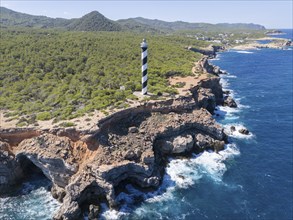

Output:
xmin=140 ymin=39 xmax=148 ymax=95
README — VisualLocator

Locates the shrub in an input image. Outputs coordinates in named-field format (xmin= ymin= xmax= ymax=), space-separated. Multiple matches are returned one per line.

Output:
xmin=36 ymin=112 xmax=51 ymax=121
xmin=59 ymin=122 xmax=76 ymax=127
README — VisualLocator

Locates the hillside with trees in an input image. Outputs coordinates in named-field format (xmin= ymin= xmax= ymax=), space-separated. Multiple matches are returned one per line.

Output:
xmin=0 ymin=28 xmax=207 ymax=125
xmin=0 ymin=7 xmax=267 ymax=127
xmin=0 ymin=7 xmax=266 ymax=32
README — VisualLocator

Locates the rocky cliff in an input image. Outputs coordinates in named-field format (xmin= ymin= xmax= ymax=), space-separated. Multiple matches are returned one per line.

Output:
xmin=0 ymin=60 xmax=235 ymax=219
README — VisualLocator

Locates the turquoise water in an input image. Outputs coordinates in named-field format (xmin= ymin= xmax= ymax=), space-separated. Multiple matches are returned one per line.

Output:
xmin=1 ymin=30 xmax=292 ymax=220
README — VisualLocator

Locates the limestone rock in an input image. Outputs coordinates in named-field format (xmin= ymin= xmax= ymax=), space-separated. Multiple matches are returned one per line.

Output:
xmin=172 ymin=135 xmax=194 ymax=154
xmin=88 ymin=204 xmax=100 ymax=220
xmin=1 ymin=79 xmax=230 ymax=219
xmin=197 ymin=87 xmax=216 ymax=114
xmin=194 ymin=133 xmax=225 ymax=152
xmin=16 ymin=134 xmax=81 ymax=188
xmin=223 ymin=96 xmax=237 ymax=108
xmin=51 ymin=184 xmax=66 ymax=202
xmin=128 ymin=126 xmax=138 ymax=133
xmin=0 ymin=141 xmax=24 ymax=195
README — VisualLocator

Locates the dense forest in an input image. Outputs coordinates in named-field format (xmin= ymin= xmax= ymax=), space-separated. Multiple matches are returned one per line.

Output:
xmin=0 ymin=7 xmax=267 ymax=126
xmin=0 ymin=28 xmax=206 ymax=123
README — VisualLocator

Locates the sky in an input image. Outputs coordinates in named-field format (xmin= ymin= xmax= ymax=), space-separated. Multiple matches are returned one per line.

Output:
xmin=1 ymin=1 xmax=292 ymax=29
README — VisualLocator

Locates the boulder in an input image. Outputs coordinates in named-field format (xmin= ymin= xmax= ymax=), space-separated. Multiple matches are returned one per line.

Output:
xmin=238 ymin=128 xmax=250 ymax=135
xmin=124 ymin=149 xmax=141 ymax=161
xmin=212 ymin=140 xmax=225 ymax=153
xmin=172 ymin=135 xmax=194 ymax=154
xmin=195 ymin=133 xmax=225 ymax=152
xmin=195 ymin=133 xmax=214 ymax=150
xmin=128 ymin=126 xmax=139 ymax=133
xmin=223 ymin=96 xmax=237 ymax=108
xmin=51 ymin=184 xmax=66 ymax=202
xmin=230 ymin=126 xmax=236 ymax=133
xmin=88 ymin=204 xmax=100 ymax=220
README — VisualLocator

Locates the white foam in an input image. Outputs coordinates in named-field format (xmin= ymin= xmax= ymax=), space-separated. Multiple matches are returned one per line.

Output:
xmin=224 ymin=123 xmax=254 ymax=139
xmin=214 ymin=106 xmax=240 ymax=119
xmin=100 ymin=203 xmax=128 ymax=220
xmin=235 ymin=51 xmax=254 ymax=54
xmin=149 ymin=143 xmax=240 ymax=199
xmin=0 ymin=186 xmax=60 ymax=219
xmin=98 ymin=143 xmax=240 ymax=219
xmin=220 ymin=77 xmax=230 ymax=89
xmin=166 ymin=158 xmax=202 ymax=188
xmin=223 ymin=74 xmax=237 ymax=78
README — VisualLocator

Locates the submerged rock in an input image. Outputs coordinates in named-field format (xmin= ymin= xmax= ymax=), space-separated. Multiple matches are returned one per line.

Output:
xmin=238 ymin=128 xmax=250 ymax=135
xmin=230 ymin=126 xmax=236 ymax=133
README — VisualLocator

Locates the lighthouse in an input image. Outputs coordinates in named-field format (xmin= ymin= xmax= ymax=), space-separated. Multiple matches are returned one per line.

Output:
xmin=140 ymin=39 xmax=148 ymax=95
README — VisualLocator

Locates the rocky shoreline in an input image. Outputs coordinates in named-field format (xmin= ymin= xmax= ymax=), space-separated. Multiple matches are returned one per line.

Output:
xmin=0 ymin=46 xmax=240 ymax=219
xmin=231 ymin=37 xmax=292 ymax=50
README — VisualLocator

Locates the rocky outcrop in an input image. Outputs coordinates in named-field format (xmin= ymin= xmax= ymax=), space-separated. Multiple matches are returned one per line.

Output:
xmin=238 ymin=128 xmax=250 ymax=135
xmin=190 ymin=77 xmax=224 ymax=114
xmin=194 ymin=133 xmax=225 ymax=153
xmin=16 ymin=134 xmax=82 ymax=188
xmin=196 ymin=87 xmax=216 ymax=113
xmin=188 ymin=45 xmax=224 ymax=58
xmin=0 ymin=141 xmax=24 ymax=194
xmin=158 ymin=134 xmax=194 ymax=154
xmin=223 ymin=96 xmax=238 ymax=108
xmin=0 ymin=56 xmax=231 ymax=219
xmin=53 ymin=108 xmax=226 ymax=219
xmin=194 ymin=56 xmax=226 ymax=76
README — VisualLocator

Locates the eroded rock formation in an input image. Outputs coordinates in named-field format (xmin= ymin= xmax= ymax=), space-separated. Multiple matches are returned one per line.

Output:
xmin=0 ymin=57 xmax=236 ymax=219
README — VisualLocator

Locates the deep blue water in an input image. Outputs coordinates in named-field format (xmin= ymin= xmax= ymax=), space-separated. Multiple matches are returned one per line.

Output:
xmin=110 ymin=29 xmax=292 ymax=220
xmin=1 ymin=30 xmax=292 ymax=220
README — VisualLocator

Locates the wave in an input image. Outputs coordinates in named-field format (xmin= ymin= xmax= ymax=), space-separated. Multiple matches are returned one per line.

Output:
xmin=0 ymin=184 xmax=60 ymax=219
xmin=223 ymin=74 xmax=237 ymax=78
xmin=99 ymin=144 xmax=240 ymax=220
xmin=220 ymin=77 xmax=230 ymax=89
xmin=224 ymin=123 xmax=254 ymax=139
xmin=234 ymin=51 xmax=254 ymax=54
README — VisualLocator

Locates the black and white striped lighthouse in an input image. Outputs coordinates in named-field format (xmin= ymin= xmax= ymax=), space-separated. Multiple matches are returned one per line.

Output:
xmin=141 ymin=39 xmax=148 ymax=95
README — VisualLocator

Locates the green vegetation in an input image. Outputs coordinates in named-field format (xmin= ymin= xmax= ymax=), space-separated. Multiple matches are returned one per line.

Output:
xmin=0 ymin=7 xmax=268 ymax=124
xmin=59 ymin=122 xmax=76 ymax=127
xmin=117 ymin=17 xmax=266 ymax=33
xmin=0 ymin=28 xmax=204 ymax=121
xmin=1 ymin=7 xmax=267 ymax=33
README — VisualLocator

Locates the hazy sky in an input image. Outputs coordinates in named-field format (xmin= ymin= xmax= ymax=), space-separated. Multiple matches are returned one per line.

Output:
xmin=1 ymin=1 xmax=292 ymax=28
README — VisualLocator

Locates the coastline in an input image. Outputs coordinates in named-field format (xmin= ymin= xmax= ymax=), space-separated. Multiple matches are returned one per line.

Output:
xmin=0 ymin=38 xmax=276 ymax=219
xmin=230 ymin=36 xmax=292 ymax=50
xmin=0 ymin=43 xmax=238 ymax=219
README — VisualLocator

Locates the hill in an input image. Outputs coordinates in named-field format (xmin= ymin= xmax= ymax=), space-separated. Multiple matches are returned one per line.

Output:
xmin=67 ymin=11 xmax=121 ymax=31
xmin=0 ymin=7 xmax=120 ymax=31
xmin=0 ymin=6 xmax=70 ymax=28
xmin=1 ymin=7 xmax=266 ymax=32
xmin=117 ymin=17 xmax=266 ymax=32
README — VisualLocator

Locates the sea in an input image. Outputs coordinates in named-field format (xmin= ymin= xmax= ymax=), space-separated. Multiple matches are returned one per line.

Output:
xmin=0 ymin=30 xmax=292 ymax=220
